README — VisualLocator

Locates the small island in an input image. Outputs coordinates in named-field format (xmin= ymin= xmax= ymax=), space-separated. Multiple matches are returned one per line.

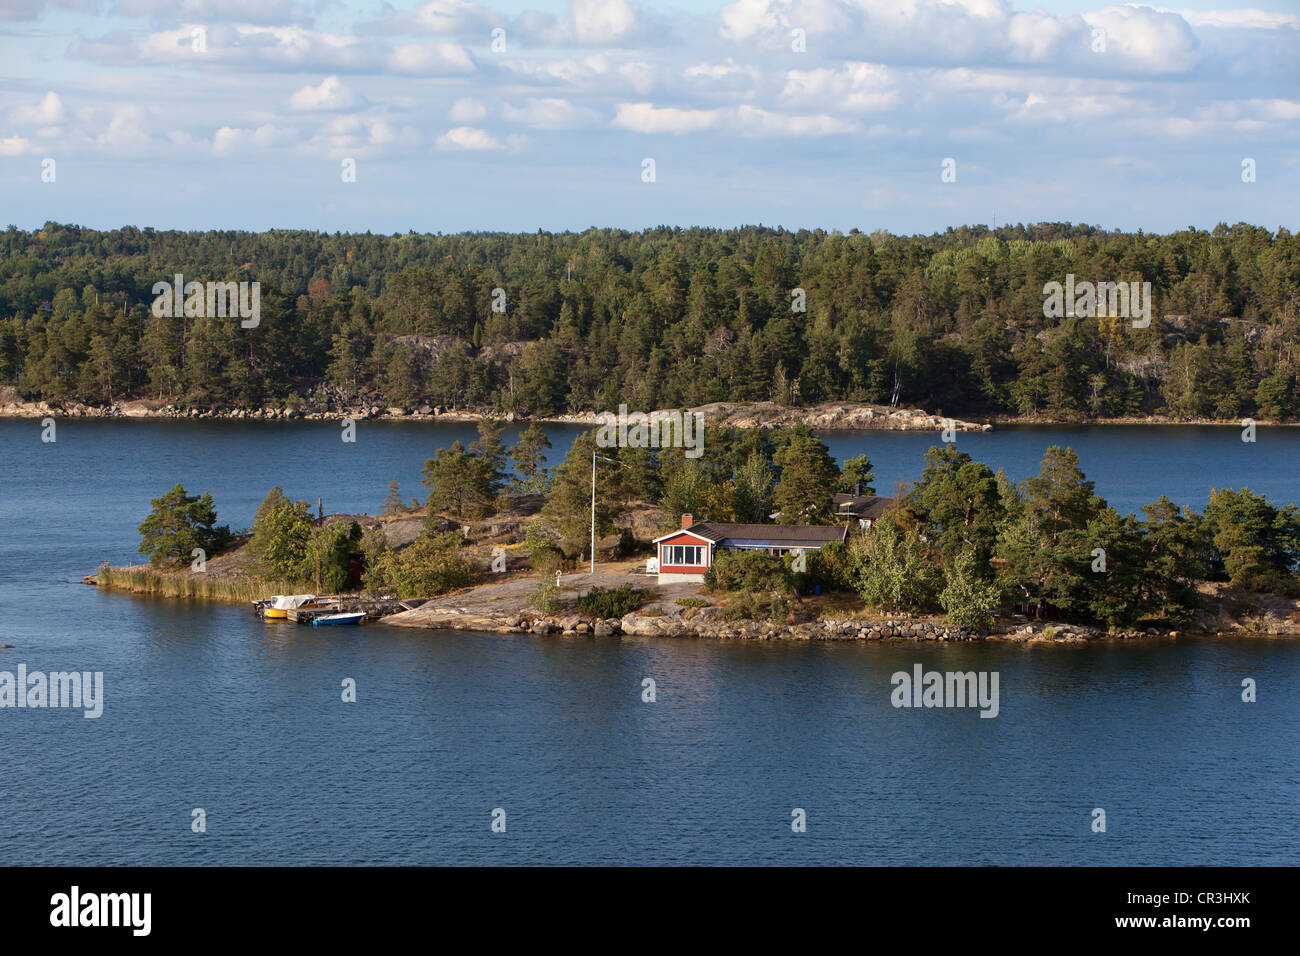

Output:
xmin=90 ymin=417 xmax=1300 ymax=643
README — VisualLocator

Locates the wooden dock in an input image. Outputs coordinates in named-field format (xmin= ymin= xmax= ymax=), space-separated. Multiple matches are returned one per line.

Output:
xmin=286 ymin=597 xmax=425 ymax=624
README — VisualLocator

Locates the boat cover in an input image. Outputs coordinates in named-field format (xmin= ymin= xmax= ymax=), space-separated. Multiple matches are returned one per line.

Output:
xmin=270 ymin=594 xmax=318 ymax=610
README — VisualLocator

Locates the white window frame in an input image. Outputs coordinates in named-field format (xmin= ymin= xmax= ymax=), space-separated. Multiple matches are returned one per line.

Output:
xmin=663 ymin=543 xmax=704 ymax=566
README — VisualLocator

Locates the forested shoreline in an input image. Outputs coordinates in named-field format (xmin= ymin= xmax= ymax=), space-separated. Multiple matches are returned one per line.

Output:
xmin=3 ymin=221 xmax=1298 ymax=422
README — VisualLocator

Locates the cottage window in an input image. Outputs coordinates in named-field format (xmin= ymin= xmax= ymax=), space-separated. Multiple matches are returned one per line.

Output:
xmin=665 ymin=544 xmax=703 ymax=566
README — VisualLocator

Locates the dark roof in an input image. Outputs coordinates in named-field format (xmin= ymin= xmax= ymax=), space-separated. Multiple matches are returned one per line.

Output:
xmin=832 ymin=494 xmax=894 ymax=520
xmin=675 ymin=521 xmax=848 ymax=547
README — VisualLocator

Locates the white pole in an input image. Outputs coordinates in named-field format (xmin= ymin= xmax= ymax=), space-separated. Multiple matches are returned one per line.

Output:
xmin=590 ymin=450 xmax=597 ymax=576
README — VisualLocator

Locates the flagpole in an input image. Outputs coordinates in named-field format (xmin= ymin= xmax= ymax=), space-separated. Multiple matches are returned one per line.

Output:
xmin=590 ymin=450 xmax=597 ymax=575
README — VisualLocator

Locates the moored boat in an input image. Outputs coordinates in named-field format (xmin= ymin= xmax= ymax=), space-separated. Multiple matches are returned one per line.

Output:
xmin=309 ymin=612 xmax=365 ymax=627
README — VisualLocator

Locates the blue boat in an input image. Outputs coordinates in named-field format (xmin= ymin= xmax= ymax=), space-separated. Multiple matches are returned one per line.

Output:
xmin=310 ymin=612 xmax=365 ymax=627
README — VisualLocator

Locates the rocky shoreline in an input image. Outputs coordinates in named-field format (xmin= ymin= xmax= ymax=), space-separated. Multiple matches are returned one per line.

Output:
xmin=9 ymin=392 xmax=1296 ymax=430
xmin=1 ymin=393 xmax=990 ymax=432
xmin=383 ymin=607 xmax=1281 ymax=643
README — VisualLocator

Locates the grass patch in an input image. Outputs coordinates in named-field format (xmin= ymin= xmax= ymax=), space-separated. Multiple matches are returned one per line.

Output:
xmin=96 ymin=563 xmax=295 ymax=604
xmin=717 ymin=589 xmax=793 ymax=623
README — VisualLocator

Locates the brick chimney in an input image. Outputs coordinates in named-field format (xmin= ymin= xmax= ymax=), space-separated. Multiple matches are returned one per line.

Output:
xmin=681 ymin=513 xmax=694 ymax=529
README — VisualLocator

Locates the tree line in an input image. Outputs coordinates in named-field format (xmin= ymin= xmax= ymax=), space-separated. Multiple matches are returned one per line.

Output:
xmin=3 ymin=220 xmax=1298 ymax=420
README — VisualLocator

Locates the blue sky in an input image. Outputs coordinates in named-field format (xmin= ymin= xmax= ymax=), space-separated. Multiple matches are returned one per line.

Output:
xmin=1 ymin=0 xmax=1296 ymax=235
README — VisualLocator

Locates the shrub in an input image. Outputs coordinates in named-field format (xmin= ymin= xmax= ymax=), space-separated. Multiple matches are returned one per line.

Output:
xmin=359 ymin=526 xmax=389 ymax=592
xmin=675 ymin=597 xmax=709 ymax=608
xmin=938 ymin=546 xmax=1000 ymax=631
xmin=309 ymin=520 xmax=363 ymax=593
xmin=719 ymin=589 xmax=790 ymax=622
xmin=704 ymin=549 xmax=793 ymax=594
xmin=248 ymin=487 xmax=315 ymax=582
xmin=530 ymin=577 xmax=560 ymax=615
xmin=578 ymin=584 xmax=649 ymax=618
xmin=787 ymin=540 xmax=855 ymax=593
xmin=524 ymin=522 xmax=564 ymax=571
xmin=851 ymin=518 xmax=942 ymax=613
xmin=365 ymin=531 xmax=478 ymax=598
xmin=613 ymin=528 xmax=638 ymax=559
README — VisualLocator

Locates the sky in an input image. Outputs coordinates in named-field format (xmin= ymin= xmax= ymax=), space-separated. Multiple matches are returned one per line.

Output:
xmin=0 ymin=0 xmax=1296 ymax=235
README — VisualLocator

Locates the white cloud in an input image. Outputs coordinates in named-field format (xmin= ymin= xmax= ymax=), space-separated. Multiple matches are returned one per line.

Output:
xmin=734 ymin=104 xmax=858 ymax=136
xmin=305 ymin=115 xmax=422 ymax=158
xmin=288 ymin=76 xmax=357 ymax=111
xmin=1160 ymin=7 xmax=1299 ymax=30
xmin=502 ymin=97 xmax=601 ymax=130
xmin=0 ymin=0 xmax=95 ymax=21
xmin=97 ymin=106 xmax=149 ymax=148
xmin=1260 ymin=99 xmax=1300 ymax=121
xmin=213 ymin=123 xmax=299 ymax=155
xmin=366 ymin=0 xmax=501 ymax=37
xmin=0 ymin=136 xmax=32 ymax=155
xmin=102 ymin=24 xmax=377 ymax=71
xmin=1005 ymin=10 xmax=1078 ymax=62
xmin=684 ymin=59 xmax=759 ymax=91
xmin=435 ymin=126 xmax=502 ymax=150
xmin=111 ymin=0 xmax=307 ymax=26
xmin=11 ymin=91 xmax=64 ymax=126
xmin=448 ymin=97 xmax=487 ymax=122
xmin=388 ymin=42 xmax=476 ymax=75
xmin=613 ymin=102 xmax=721 ymax=134
xmin=571 ymin=0 xmax=644 ymax=45
xmin=996 ymin=91 xmax=1133 ymax=125
xmin=613 ymin=101 xmax=858 ymax=137
xmin=1083 ymin=5 xmax=1202 ymax=74
xmin=781 ymin=63 xmax=897 ymax=112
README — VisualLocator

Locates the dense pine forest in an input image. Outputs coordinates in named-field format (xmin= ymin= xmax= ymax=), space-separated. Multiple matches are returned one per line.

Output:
xmin=2 ymin=221 xmax=1297 ymax=421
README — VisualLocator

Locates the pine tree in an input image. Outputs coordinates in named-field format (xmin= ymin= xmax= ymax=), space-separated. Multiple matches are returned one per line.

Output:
xmin=469 ymin=417 xmax=509 ymax=493
xmin=422 ymin=441 xmax=494 ymax=522
xmin=383 ymin=480 xmax=404 ymax=515
xmin=838 ymin=454 xmax=876 ymax=496
xmin=542 ymin=431 xmax=625 ymax=547
xmin=509 ymin=423 xmax=552 ymax=493
xmin=732 ymin=452 xmax=775 ymax=523
xmin=137 ymin=484 xmax=230 ymax=568
xmin=906 ymin=445 xmax=1003 ymax=563
xmin=772 ymin=427 xmax=839 ymax=523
